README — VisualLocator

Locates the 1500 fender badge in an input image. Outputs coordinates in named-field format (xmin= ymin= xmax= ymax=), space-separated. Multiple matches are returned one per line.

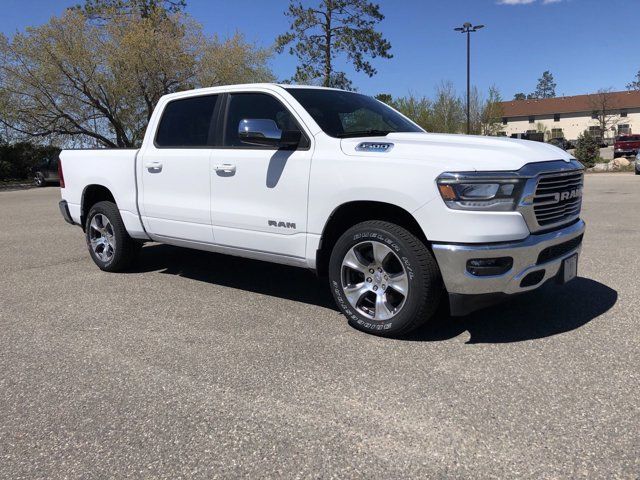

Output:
xmin=268 ymin=220 xmax=296 ymax=229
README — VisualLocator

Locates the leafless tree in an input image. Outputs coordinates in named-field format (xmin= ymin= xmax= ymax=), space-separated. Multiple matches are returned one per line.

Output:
xmin=589 ymin=89 xmax=624 ymax=141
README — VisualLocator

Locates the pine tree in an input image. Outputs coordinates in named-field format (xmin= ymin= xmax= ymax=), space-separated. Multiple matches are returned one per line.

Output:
xmin=276 ymin=0 xmax=392 ymax=90
xmin=627 ymin=70 xmax=640 ymax=91
xmin=533 ymin=71 xmax=557 ymax=99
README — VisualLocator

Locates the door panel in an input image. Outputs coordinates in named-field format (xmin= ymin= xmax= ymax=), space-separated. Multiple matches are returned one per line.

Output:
xmin=140 ymin=93 xmax=219 ymax=244
xmin=211 ymin=92 xmax=312 ymax=258
xmin=210 ymin=148 xmax=311 ymax=257
xmin=141 ymin=149 xmax=214 ymax=243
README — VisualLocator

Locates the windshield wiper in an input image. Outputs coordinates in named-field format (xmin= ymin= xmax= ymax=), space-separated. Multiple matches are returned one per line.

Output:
xmin=336 ymin=129 xmax=392 ymax=138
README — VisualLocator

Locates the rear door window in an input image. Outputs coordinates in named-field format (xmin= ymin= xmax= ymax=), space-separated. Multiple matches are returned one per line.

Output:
xmin=155 ymin=95 xmax=219 ymax=147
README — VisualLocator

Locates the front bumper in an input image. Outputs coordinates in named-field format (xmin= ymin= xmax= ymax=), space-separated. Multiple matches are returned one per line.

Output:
xmin=615 ymin=149 xmax=638 ymax=157
xmin=432 ymin=220 xmax=585 ymax=314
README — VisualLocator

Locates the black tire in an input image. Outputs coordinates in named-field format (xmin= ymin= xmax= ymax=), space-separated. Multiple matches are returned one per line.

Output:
xmin=85 ymin=201 xmax=140 ymax=272
xmin=328 ymin=220 xmax=442 ymax=336
xmin=34 ymin=172 xmax=46 ymax=187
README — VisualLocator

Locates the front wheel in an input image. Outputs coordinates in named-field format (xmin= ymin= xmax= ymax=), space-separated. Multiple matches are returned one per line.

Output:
xmin=34 ymin=172 xmax=46 ymax=187
xmin=85 ymin=201 xmax=140 ymax=272
xmin=328 ymin=221 xmax=443 ymax=336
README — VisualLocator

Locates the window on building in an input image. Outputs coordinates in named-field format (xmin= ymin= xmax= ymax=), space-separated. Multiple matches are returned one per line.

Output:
xmin=588 ymin=126 xmax=603 ymax=141
xmin=502 ymin=117 xmax=507 ymax=125
xmin=591 ymin=111 xmax=599 ymax=120
xmin=621 ymin=110 xmax=628 ymax=118
xmin=618 ymin=124 xmax=631 ymax=135
xmin=528 ymin=116 xmax=535 ymax=124
xmin=554 ymin=114 xmax=560 ymax=122
xmin=526 ymin=129 xmax=537 ymax=135
xmin=551 ymin=128 xmax=564 ymax=139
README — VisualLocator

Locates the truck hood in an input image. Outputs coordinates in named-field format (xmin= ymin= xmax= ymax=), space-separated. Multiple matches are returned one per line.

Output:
xmin=340 ymin=132 xmax=575 ymax=172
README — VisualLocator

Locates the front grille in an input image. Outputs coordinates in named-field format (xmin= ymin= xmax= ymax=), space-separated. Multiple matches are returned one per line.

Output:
xmin=537 ymin=234 xmax=583 ymax=264
xmin=533 ymin=170 xmax=584 ymax=227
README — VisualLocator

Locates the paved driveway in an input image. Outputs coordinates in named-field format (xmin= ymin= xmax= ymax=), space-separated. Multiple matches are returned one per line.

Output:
xmin=0 ymin=174 xmax=638 ymax=479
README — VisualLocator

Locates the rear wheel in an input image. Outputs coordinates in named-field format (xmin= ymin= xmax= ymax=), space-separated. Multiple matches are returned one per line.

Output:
xmin=328 ymin=220 xmax=442 ymax=336
xmin=85 ymin=201 xmax=140 ymax=272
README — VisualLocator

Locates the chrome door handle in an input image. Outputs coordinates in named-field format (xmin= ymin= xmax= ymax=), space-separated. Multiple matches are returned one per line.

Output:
xmin=145 ymin=161 xmax=163 ymax=171
xmin=215 ymin=164 xmax=236 ymax=175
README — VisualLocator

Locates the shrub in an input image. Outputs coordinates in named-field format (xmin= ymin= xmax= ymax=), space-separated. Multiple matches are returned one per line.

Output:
xmin=0 ymin=142 xmax=59 ymax=181
xmin=574 ymin=132 xmax=600 ymax=168
xmin=0 ymin=160 xmax=11 ymax=180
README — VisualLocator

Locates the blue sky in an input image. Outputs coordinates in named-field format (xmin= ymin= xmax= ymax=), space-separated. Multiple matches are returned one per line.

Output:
xmin=2 ymin=0 xmax=638 ymax=100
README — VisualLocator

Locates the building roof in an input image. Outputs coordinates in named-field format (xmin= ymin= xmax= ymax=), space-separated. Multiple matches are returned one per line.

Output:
xmin=500 ymin=90 xmax=640 ymax=118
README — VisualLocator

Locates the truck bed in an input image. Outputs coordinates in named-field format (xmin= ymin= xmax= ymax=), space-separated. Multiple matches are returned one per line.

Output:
xmin=59 ymin=149 xmax=147 ymax=238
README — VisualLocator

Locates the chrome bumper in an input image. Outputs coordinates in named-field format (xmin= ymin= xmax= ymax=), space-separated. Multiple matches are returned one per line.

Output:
xmin=432 ymin=220 xmax=585 ymax=300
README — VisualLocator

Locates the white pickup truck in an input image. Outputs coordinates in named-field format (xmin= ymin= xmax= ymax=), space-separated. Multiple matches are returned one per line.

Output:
xmin=59 ymin=84 xmax=585 ymax=336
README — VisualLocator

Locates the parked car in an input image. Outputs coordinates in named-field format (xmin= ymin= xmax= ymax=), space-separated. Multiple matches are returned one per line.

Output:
xmin=636 ymin=151 xmax=640 ymax=175
xmin=548 ymin=137 xmax=574 ymax=150
xmin=32 ymin=156 xmax=60 ymax=187
xmin=613 ymin=134 xmax=640 ymax=158
xmin=58 ymin=84 xmax=585 ymax=337
xmin=510 ymin=132 xmax=545 ymax=142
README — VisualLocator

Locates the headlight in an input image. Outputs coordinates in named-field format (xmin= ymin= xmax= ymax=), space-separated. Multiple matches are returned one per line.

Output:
xmin=437 ymin=173 xmax=525 ymax=211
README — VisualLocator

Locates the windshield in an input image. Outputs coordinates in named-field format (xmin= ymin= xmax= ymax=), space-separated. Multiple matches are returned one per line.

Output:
xmin=285 ymin=88 xmax=423 ymax=138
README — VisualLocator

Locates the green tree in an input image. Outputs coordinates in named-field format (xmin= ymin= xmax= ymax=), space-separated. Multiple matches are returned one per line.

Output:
xmin=0 ymin=142 xmax=59 ymax=181
xmin=627 ymin=70 xmax=640 ymax=91
xmin=276 ymin=0 xmax=392 ymax=89
xmin=513 ymin=92 xmax=526 ymax=100
xmin=390 ymin=94 xmax=432 ymax=131
xmin=75 ymin=0 xmax=186 ymax=19
xmin=0 ymin=9 xmax=273 ymax=148
xmin=574 ymin=131 xmax=600 ymax=168
xmin=374 ymin=93 xmax=393 ymax=105
xmin=533 ymin=70 xmax=556 ymax=99
xmin=468 ymin=86 xmax=483 ymax=134
xmin=431 ymin=81 xmax=464 ymax=134
xmin=198 ymin=33 xmax=275 ymax=87
xmin=481 ymin=86 xmax=504 ymax=136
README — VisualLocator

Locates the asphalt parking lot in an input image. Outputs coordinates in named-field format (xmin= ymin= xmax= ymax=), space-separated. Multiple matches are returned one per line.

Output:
xmin=1 ymin=174 xmax=639 ymax=479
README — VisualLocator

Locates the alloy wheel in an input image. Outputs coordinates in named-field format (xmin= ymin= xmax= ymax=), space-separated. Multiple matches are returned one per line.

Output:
xmin=89 ymin=214 xmax=116 ymax=262
xmin=341 ymin=241 xmax=409 ymax=321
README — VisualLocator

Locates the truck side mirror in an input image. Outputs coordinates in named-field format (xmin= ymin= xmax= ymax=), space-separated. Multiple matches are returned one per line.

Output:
xmin=238 ymin=119 xmax=300 ymax=148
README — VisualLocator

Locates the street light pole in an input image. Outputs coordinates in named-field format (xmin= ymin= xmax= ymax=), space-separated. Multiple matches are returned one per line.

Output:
xmin=466 ymin=28 xmax=470 ymax=135
xmin=454 ymin=22 xmax=484 ymax=134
